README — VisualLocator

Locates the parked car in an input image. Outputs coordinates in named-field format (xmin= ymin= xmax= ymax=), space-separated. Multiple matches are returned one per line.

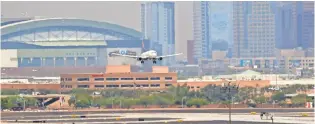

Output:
xmin=3 ymin=109 xmax=10 ymax=111
xmin=38 ymin=92 xmax=47 ymax=95
xmin=11 ymin=107 xmax=23 ymax=111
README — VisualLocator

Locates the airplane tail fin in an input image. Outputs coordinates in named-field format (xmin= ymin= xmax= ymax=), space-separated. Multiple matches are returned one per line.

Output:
xmin=142 ymin=39 xmax=146 ymax=51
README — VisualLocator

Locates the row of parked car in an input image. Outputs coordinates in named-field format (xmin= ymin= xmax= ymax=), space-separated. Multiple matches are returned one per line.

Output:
xmin=19 ymin=91 xmax=47 ymax=96
xmin=2 ymin=107 xmax=23 ymax=111
xmin=2 ymin=106 xmax=47 ymax=112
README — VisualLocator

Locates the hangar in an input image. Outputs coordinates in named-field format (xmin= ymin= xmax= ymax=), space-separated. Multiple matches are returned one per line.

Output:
xmin=1 ymin=18 xmax=150 ymax=68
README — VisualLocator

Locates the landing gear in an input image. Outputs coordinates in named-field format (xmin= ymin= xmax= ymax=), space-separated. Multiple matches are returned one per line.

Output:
xmin=141 ymin=61 xmax=144 ymax=64
xmin=153 ymin=61 xmax=157 ymax=64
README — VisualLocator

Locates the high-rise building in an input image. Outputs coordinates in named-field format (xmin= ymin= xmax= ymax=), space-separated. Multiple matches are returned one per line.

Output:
xmin=273 ymin=2 xmax=298 ymax=49
xmin=187 ymin=40 xmax=195 ymax=64
xmin=299 ymin=1 xmax=314 ymax=49
xmin=233 ymin=1 xmax=277 ymax=58
xmin=193 ymin=1 xmax=211 ymax=61
xmin=193 ymin=2 xmax=233 ymax=62
xmin=141 ymin=2 xmax=175 ymax=65
xmin=209 ymin=2 xmax=233 ymax=47
xmin=274 ymin=1 xmax=314 ymax=49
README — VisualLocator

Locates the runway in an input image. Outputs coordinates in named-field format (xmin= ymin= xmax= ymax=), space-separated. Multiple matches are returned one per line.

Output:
xmin=2 ymin=108 xmax=314 ymax=124
xmin=2 ymin=108 xmax=313 ymax=116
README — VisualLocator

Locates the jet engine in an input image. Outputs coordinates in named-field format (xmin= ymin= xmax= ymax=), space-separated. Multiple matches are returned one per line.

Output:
xmin=137 ymin=58 xmax=142 ymax=61
xmin=158 ymin=57 xmax=163 ymax=60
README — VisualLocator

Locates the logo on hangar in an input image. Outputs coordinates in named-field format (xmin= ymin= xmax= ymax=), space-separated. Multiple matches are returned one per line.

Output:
xmin=108 ymin=49 xmax=137 ymax=57
xmin=119 ymin=49 xmax=127 ymax=55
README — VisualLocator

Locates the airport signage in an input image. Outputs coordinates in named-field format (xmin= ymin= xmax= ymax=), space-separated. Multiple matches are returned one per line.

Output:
xmin=240 ymin=59 xmax=252 ymax=67
xmin=289 ymin=60 xmax=301 ymax=68
xmin=108 ymin=50 xmax=137 ymax=57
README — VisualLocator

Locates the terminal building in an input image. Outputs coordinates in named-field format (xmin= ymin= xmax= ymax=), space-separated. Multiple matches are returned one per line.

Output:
xmin=60 ymin=65 xmax=177 ymax=91
xmin=1 ymin=65 xmax=272 ymax=92
xmin=1 ymin=18 xmax=150 ymax=68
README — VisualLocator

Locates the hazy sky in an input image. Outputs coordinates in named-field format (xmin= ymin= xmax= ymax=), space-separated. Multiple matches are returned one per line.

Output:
xmin=1 ymin=1 xmax=193 ymax=60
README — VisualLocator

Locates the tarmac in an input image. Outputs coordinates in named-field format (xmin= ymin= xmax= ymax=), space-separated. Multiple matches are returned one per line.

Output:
xmin=2 ymin=108 xmax=314 ymax=116
xmin=1 ymin=108 xmax=314 ymax=124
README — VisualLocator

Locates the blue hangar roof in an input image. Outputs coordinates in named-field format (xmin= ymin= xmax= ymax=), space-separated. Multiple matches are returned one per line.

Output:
xmin=1 ymin=18 xmax=142 ymax=40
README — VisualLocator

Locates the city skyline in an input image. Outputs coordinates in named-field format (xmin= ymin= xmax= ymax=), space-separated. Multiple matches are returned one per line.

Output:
xmin=1 ymin=1 xmax=314 ymax=62
xmin=1 ymin=1 xmax=193 ymax=61
xmin=1 ymin=2 xmax=315 ymax=121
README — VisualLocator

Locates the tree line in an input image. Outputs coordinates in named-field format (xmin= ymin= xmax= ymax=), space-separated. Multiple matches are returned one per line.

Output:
xmin=1 ymin=84 xmax=313 ymax=109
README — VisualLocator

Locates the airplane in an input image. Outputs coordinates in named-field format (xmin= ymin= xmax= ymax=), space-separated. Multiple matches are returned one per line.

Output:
xmin=111 ymin=50 xmax=183 ymax=64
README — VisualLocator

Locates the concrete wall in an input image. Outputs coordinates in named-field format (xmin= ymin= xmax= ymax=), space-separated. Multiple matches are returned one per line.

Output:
xmin=1 ymin=84 xmax=61 ymax=92
xmin=106 ymin=65 xmax=131 ymax=73
xmin=2 ymin=67 xmax=106 ymax=77
xmin=152 ymin=66 xmax=169 ymax=73
xmin=97 ymin=48 xmax=107 ymax=66
xmin=1 ymin=49 xmax=18 ymax=67
xmin=17 ymin=48 xmax=99 ymax=58
xmin=270 ymin=79 xmax=315 ymax=85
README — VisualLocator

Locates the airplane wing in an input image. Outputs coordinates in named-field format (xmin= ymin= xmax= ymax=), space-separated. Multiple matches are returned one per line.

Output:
xmin=110 ymin=53 xmax=139 ymax=58
xmin=157 ymin=53 xmax=183 ymax=58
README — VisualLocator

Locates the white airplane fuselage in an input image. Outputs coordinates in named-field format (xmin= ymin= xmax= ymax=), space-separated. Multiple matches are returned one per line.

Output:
xmin=140 ymin=50 xmax=158 ymax=59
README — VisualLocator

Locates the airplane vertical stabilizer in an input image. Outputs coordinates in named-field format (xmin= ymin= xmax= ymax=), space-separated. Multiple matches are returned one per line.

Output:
xmin=142 ymin=39 xmax=146 ymax=52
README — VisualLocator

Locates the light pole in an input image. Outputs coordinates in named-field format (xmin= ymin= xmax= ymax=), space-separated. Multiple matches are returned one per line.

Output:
xmin=220 ymin=82 xmax=239 ymax=124
xmin=23 ymin=97 xmax=26 ymax=111
xmin=206 ymin=85 xmax=217 ymax=103
xmin=74 ymin=99 xmax=77 ymax=108
xmin=119 ymin=100 xmax=122 ymax=108
xmin=112 ymin=98 xmax=114 ymax=109
xmin=181 ymin=96 xmax=187 ymax=108
xmin=73 ymin=95 xmax=80 ymax=109
xmin=232 ymin=97 xmax=235 ymax=108
xmin=110 ymin=91 xmax=114 ymax=109
xmin=19 ymin=95 xmax=26 ymax=111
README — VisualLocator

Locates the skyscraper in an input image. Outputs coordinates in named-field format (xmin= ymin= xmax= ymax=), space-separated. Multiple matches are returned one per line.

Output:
xmin=274 ymin=2 xmax=298 ymax=49
xmin=141 ymin=2 xmax=175 ymax=65
xmin=209 ymin=1 xmax=233 ymax=47
xmin=233 ymin=1 xmax=277 ymax=58
xmin=187 ymin=40 xmax=195 ymax=64
xmin=274 ymin=1 xmax=314 ymax=49
xmin=193 ymin=1 xmax=211 ymax=61
xmin=299 ymin=1 xmax=314 ymax=48
xmin=193 ymin=1 xmax=232 ymax=62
